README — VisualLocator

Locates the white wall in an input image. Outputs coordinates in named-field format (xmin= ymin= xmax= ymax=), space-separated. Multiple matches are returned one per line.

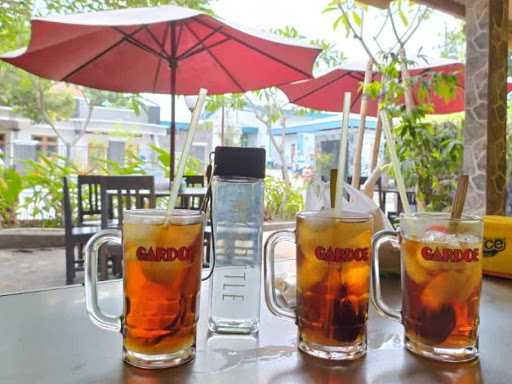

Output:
xmin=0 ymin=106 xmax=169 ymax=171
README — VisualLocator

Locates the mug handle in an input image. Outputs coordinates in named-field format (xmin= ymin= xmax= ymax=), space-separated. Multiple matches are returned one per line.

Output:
xmin=371 ymin=229 xmax=402 ymax=322
xmin=263 ymin=230 xmax=295 ymax=320
xmin=84 ymin=229 xmax=122 ymax=332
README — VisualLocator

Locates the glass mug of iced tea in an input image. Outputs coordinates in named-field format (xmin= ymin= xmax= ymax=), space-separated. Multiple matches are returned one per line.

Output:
xmin=85 ymin=209 xmax=207 ymax=369
xmin=371 ymin=212 xmax=483 ymax=362
xmin=264 ymin=210 xmax=373 ymax=360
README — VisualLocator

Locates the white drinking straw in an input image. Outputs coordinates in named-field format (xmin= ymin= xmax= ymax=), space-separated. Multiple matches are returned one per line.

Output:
xmin=334 ymin=92 xmax=352 ymax=215
xmin=380 ymin=110 xmax=412 ymax=214
xmin=166 ymin=88 xmax=208 ymax=223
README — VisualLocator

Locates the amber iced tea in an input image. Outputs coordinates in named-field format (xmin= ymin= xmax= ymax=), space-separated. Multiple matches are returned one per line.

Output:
xmin=122 ymin=210 xmax=204 ymax=367
xmin=295 ymin=211 xmax=372 ymax=359
xmin=402 ymin=234 xmax=482 ymax=353
xmin=372 ymin=212 xmax=484 ymax=362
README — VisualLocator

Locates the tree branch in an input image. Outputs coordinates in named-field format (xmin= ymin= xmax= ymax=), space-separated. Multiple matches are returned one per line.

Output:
xmin=390 ymin=6 xmax=428 ymax=51
xmin=71 ymin=101 xmax=94 ymax=147
xmin=35 ymin=79 xmax=68 ymax=146
xmin=374 ymin=11 xmax=389 ymax=41
xmin=388 ymin=7 xmax=404 ymax=48
xmin=402 ymin=7 xmax=429 ymax=46
xmin=337 ymin=4 xmax=378 ymax=64
xmin=373 ymin=36 xmax=385 ymax=53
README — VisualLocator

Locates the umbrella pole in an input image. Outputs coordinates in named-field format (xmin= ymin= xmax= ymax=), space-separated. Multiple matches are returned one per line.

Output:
xmin=170 ymin=80 xmax=176 ymax=183
xmin=169 ymin=21 xmax=177 ymax=183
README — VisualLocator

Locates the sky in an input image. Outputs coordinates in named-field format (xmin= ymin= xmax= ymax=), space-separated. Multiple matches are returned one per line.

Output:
xmin=146 ymin=0 xmax=463 ymax=121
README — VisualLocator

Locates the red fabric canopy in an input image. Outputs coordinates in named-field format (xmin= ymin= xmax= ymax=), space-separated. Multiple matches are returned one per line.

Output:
xmin=2 ymin=5 xmax=321 ymax=179
xmin=279 ymin=60 xmax=500 ymax=116
xmin=2 ymin=5 xmax=321 ymax=94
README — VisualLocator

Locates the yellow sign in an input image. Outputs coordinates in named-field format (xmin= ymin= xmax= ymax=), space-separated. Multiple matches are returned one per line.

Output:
xmin=483 ymin=215 xmax=512 ymax=279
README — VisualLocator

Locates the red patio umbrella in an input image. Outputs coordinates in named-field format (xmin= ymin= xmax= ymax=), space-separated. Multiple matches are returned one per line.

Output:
xmin=1 ymin=5 xmax=321 ymax=179
xmin=279 ymin=59 xmax=467 ymax=116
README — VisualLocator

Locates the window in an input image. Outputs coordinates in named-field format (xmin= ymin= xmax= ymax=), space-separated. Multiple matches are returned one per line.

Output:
xmin=0 ymin=134 xmax=5 ymax=155
xmin=32 ymin=135 xmax=58 ymax=156
xmin=87 ymin=142 xmax=107 ymax=173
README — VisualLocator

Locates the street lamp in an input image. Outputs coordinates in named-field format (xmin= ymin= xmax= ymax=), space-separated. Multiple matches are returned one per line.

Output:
xmin=184 ymin=95 xmax=198 ymax=112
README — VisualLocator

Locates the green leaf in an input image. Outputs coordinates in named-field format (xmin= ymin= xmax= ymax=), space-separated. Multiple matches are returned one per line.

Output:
xmin=322 ymin=5 xmax=339 ymax=14
xmin=399 ymin=9 xmax=409 ymax=27
xmin=352 ymin=11 xmax=362 ymax=27
xmin=333 ymin=15 xmax=344 ymax=31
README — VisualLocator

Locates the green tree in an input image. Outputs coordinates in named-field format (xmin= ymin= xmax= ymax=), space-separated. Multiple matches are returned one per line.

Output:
xmin=0 ymin=1 xmax=31 ymax=51
xmin=205 ymin=94 xmax=246 ymax=146
xmin=39 ymin=0 xmax=214 ymax=15
xmin=257 ymin=27 xmax=345 ymax=185
xmin=0 ymin=67 xmax=143 ymax=162
xmin=206 ymin=26 xmax=345 ymax=186
xmin=323 ymin=1 xmax=461 ymax=210
xmin=0 ymin=0 xmax=213 ymax=163
xmin=0 ymin=158 xmax=23 ymax=226
xmin=439 ymin=23 xmax=465 ymax=61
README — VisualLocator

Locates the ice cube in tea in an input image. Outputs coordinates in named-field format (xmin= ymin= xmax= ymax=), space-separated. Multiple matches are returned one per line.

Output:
xmin=123 ymin=220 xmax=204 ymax=356
xmin=402 ymin=232 xmax=482 ymax=349
xmin=296 ymin=212 xmax=372 ymax=350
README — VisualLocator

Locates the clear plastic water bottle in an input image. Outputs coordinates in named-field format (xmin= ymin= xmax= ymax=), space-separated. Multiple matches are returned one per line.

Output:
xmin=208 ymin=147 xmax=265 ymax=334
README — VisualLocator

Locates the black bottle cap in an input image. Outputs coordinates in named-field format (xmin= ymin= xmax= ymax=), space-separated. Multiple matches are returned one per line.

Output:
xmin=213 ymin=146 xmax=266 ymax=179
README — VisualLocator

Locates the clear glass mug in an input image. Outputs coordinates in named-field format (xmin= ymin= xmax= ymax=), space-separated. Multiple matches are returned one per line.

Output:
xmin=85 ymin=209 xmax=210 ymax=369
xmin=264 ymin=210 xmax=373 ymax=360
xmin=372 ymin=212 xmax=483 ymax=362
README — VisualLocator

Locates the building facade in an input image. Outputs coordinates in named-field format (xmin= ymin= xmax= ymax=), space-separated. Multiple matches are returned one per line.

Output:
xmin=0 ymin=98 xmax=213 ymax=175
xmin=270 ymin=114 xmax=379 ymax=179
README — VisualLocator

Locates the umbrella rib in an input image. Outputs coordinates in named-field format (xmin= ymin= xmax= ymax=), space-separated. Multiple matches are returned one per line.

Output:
xmin=350 ymin=91 xmax=363 ymax=112
xmin=176 ymin=26 xmax=224 ymax=60
xmin=175 ymin=23 xmax=185 ymax=53
xmin=184 ymin=22 xmax=246 ymax=93
xmin=63 ymin=25 xmax=146 ymax=81
xmin=162 ymin=23 xmax=171 ymax=57
xmin=348 ymin=72 xmax=365 ymax=81
xmin=290 ymin=72 xmax=352 ymax=104
xmin=143 ymin=25 xmax=171 ymax=60
xmin=179 ymin=37 xmax=230 ymax=61
xmin=113 ymin=27 xmax=169 ymax=61
xmin=151 ymin=24 xmax=171 ymax=93
xmin=194 ymin=17 xmax=314 ymax=79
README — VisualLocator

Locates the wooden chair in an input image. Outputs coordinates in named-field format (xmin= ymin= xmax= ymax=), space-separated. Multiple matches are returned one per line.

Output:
xmin=100 ymin=175 xmax=156 ymax=230
xmin=63 ymin=177 xmax=101 ymax=285
xmin=181 ymin=175 xmax=205 ymax=210
xmin=77 ymin=175 xmax=102 ymax=226
xmin=184 ymin=175 xmax=205 ymax=187
xmin=99 ymin=176 xmax=156 ymax=279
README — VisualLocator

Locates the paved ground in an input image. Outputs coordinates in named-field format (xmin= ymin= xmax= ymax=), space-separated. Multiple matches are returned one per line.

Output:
xmin=0 ymin=232 xmax=296 ymax=295
xmin=0 ymin=247 xmax=73 ymax=294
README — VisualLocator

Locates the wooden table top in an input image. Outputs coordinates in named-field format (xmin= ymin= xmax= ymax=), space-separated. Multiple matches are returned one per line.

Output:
xmin=0 ymin=277 xmax=510 ymax=383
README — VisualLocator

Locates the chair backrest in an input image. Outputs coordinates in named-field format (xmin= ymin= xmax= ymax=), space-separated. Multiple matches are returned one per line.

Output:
xmin=184 ymin=175 xmax=205 ymax=188
xmin=62 ymin=177 xmax=73 ymax=237
xmin=100 ymin=176 xmax=155 ymax=229
xmin=346 ymin=176 xmax=369 ymax=186
xmin=77 ymin=175 xmax=102 ymax=224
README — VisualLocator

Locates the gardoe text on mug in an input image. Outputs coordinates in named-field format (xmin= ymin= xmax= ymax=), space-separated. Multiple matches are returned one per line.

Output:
xmin=314 ymin=246 xmax=369 ymax=262
xmin=136 ymin=246 xmax=194 ymax=262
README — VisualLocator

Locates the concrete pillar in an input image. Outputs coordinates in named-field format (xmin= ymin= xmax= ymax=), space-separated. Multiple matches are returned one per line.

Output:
xmin=464 ymin=0 xmax=508 ymax=215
